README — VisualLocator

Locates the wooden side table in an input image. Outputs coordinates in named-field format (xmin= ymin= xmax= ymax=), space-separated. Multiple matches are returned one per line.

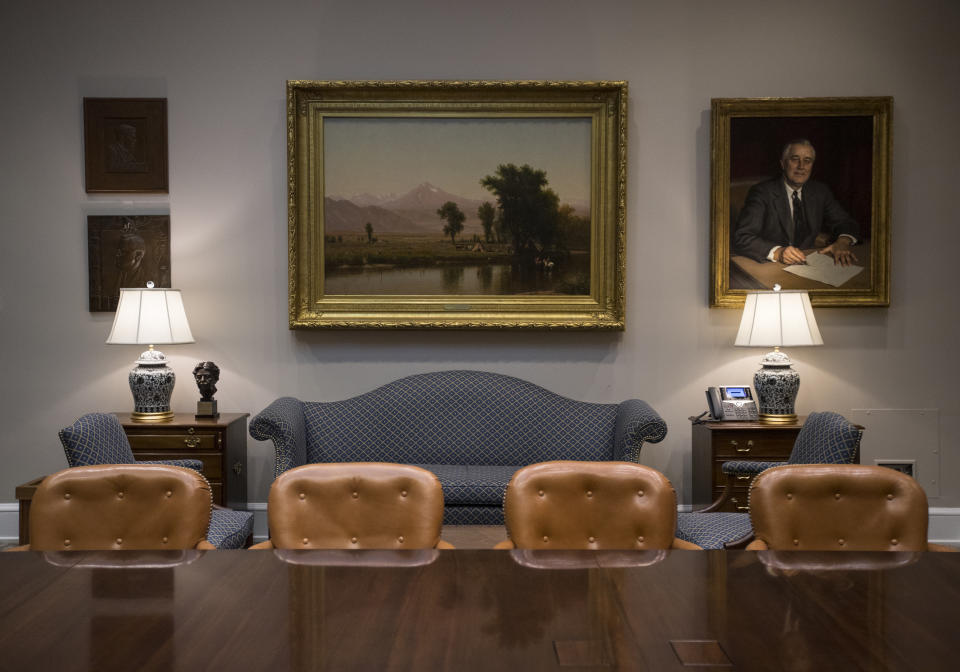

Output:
xmin=115 ymin=412 xmax=249 ymax=510
xmin=690 ymin=417 xmax=804 ymax=512
xmin=16 ymin=412 xmax=248 ymax=545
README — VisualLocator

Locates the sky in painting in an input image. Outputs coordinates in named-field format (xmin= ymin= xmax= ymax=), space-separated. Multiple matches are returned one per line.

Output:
xmin=323 ymin=117 xmax=592 ymax=203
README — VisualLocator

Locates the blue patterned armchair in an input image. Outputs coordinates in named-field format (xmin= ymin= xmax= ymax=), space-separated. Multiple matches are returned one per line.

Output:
xmin=59 ymin=413 xmax=254 ymax=549
xmin=675 ymin=411 xmax=862 ymax=549
xmin=249 ymin=370 xmax=668 ymax=525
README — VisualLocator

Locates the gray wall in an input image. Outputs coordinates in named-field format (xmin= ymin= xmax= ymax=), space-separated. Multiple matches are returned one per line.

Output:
xmin=2 ymin=0 xmax=958 ymax=506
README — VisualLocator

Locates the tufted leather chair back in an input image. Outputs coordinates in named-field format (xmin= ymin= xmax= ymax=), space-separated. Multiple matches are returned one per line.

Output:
xmin=748 ymin=464 xmax=930 ymax=551
xmin=503 ymin=461 xmax=680 ymax=550
xmin=29 ymin=465 xmax=212 ymax=551
xmin=265 ymin=463 xmax=445 ymax=549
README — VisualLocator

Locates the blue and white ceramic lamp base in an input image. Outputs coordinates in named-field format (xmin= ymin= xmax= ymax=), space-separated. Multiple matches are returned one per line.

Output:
xmin=753 ymin=349 xmax=800 ymax=424
xmin=129 ymin=348 xmax=176 ymax=422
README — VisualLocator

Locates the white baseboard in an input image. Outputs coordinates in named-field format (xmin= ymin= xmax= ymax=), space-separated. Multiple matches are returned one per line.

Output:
xmin=4 ymin=502 xmax=960 ymax=546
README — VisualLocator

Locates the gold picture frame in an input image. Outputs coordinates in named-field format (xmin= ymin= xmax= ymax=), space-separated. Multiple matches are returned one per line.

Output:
xmin=711 ymin=97 xmax=892 ymax=307
xmin=287 ymin=80 xmax=627 ymax=329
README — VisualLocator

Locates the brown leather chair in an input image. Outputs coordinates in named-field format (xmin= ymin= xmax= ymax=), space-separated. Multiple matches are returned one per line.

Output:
xmin=7 ymin=464 xmax=214 ymax=551
xmin=494 ymin=461 xmax=701 ymax=550
xmin=251 ymin=463 xmax=454 ymax=550
xmin=745 ymin=464 xmax=956 ymax=552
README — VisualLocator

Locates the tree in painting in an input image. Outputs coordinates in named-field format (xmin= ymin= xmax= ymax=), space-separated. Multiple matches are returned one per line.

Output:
xmin=480 ymin=163 xmax=561 ymax=262
xmin=437 ymin=201 xmax=466 ymax=246
xmin=477 ymin=201 xmax=497 ymax=243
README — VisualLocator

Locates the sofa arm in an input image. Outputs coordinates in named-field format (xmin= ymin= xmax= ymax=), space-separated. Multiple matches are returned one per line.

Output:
xmin=249 ymin=397 xmax=308 ymax=477
xmin=613 ymin=399 xmax=667 ymax=462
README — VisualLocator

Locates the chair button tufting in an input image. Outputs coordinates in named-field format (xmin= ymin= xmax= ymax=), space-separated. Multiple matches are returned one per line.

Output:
xmin=586 ymin=490 xmax=593 ymax=497
xmin=543 ymin=535 xmax=549 ymax=543
xmin=637 ymin=490 xmax=644 ymax=497
xmin=793 ymin=539 xmax=799 ymax=546
xmin=303 ymin=538 xmax=309 ymax=545
xmin=64 ymin=493 xmax=71 ymax=500
xmin=162 ymin=537 xmax=168 ymax=544
xmin=64 ymin=539 xmax=71 ymax=547
xmin=887 ymin=494 xmax=894 ymax=500
xmin=786 ymin=493 xmax=793 ymax=500
xmin=891 ymin=538 xmax=899 ymax=545
xmin=834 ymin=493 xmax=841 ymax=500
xmin=351 ymin=536 xmax=358 ymax=544
xmin=637 ymin=536 xmax=645 ymax=543
xmin=538 ymin=490 xmax=544 ymax=497
xmin=166 ymin=490 xmax=172 ymax=498
xmin=117 ymin=491 xmax=124 ymax=499
xmin=401 ymin=490 xmax=408 ymax=497
xmin=352 ymin=491 xmax=359 ymax=498
xmin=588 ymin=536 xmax=595 ymax=543
xmin=398 ymin=535 xmax=405 ymax=544
xmin=116 ymin=538 xmax=123 ymax=545
xmin=838 ymin=538 xmax=845 ymax=546
xmin=299 ymin=493 xmax=305 ymax=500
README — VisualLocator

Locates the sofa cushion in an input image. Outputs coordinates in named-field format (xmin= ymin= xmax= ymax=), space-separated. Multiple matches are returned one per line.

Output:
xmin=416 ymin=464 xmax=517 ymax=507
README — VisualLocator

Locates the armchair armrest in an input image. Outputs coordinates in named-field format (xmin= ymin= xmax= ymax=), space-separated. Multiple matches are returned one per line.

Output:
xmin=613 ymin=399 xmax=667 ymax=462
xmin=249 ymin=397 xmax=308 ymax=477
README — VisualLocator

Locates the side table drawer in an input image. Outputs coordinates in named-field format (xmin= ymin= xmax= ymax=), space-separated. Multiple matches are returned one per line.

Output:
xmin=127 ymin=432 xmax=219 ymax=452
xmin=713 ymin=432 xmax=796 ymax=459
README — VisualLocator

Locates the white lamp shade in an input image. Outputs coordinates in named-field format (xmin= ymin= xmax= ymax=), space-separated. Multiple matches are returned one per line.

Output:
xmin=106 ymin=288 xmax=195 ymax=345
xmin=734 ymin=290 xmax=822 ymax=347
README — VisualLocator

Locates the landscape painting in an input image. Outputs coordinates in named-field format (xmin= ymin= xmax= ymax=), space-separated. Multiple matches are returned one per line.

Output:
xmin=287 ymin=80 xmax=627 ymax=329
xmin=322 ymin=117 xmax=592 ymax=297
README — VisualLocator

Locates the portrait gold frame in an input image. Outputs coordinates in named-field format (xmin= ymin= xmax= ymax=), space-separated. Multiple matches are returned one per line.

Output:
xmin=711 ymin=97 xmax=892 ymax=307
xmin=287 ymin=80 xmax=627 ymax=329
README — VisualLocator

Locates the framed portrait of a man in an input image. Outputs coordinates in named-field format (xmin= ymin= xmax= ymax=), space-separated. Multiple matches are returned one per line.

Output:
xmin=87 ymin=215 xmax=171 ymax=311
xmin=83 ymin=98 xmax=169 ymax=193
xmin=710 ymin=97 xmax=892 ymax=307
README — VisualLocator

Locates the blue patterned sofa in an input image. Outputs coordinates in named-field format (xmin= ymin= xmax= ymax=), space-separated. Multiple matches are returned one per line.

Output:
xmin=249 ymin=370 xmax=668 ymax=525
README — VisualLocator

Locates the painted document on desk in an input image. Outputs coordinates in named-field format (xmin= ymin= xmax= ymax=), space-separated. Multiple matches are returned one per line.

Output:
xmin=783 ymin=252 xmax=863 ymax=287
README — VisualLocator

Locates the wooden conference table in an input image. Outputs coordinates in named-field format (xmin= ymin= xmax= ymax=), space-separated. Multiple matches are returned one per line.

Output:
xmin=1 ymin=548 xmax=958 ymax=671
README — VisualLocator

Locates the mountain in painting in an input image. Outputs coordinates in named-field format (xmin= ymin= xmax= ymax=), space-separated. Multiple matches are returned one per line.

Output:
xmin=323 ymin=198 xmax=427 ymax=234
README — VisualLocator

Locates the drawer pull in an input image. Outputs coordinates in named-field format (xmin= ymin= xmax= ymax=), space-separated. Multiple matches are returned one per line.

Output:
xmin=735 ymin=475 xmax=752 ymax=481
xmin=184 ymin=437 xmax=201 ymax=448
xmin=733 ymin=439 xmax=754 ymax=453
xmin=233 ymin=461 xmax=243 ymax=476
xmin=730 ymin=497 xmax=750 ymax=513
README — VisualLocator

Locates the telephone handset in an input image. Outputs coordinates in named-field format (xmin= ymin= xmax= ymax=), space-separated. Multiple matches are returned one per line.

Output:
xmin=706 ymin=386 xmax=759 ymax=421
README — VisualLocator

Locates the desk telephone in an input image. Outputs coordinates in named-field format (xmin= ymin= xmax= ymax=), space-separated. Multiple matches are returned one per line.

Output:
xmin=705 ymin=386 xmax=759 ymax=421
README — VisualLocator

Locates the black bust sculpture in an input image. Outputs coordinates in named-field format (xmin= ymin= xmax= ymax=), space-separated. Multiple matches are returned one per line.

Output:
xmin=193 ymin=361 xmax=220 ymax=418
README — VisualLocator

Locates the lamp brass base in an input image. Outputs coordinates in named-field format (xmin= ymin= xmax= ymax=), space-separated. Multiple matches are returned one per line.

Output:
xmin=760 ymin=413 xmax=798 ymax=425
xmin=130 ymin=411 xmax=175 ymax=423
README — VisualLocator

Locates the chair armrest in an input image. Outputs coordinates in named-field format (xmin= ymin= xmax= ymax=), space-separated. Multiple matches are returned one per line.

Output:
xmin=721 ymin=460 xmax=782 ymax=476
xmin=139 ymin=459 xmax=204 ymax=473
xmin=249 ymin=397 xmax=308 ymax=477
xmin=613 ymin=399 xmax=668 ymax=462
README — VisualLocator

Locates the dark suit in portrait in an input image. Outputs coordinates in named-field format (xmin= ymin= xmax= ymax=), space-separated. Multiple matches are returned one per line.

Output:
xmin=732 ymin=177 xmax=858 ymax=263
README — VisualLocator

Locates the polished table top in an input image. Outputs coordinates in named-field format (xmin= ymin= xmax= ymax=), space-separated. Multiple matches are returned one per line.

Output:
xmin=1 ymin=548 xmax=958 ymax=671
